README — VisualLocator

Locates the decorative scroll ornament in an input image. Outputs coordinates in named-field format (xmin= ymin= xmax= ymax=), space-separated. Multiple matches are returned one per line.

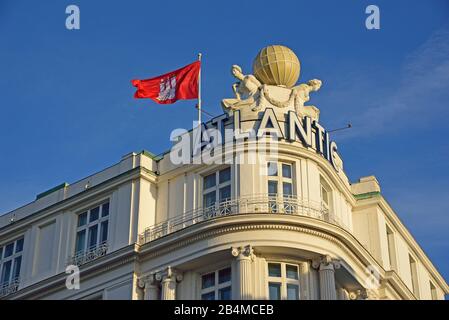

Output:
xmin=155 ymin=266 xmax=183 ymax=283
xmin=138 ymin=273 xmax=158 ymax=289
xmin=312 ymin=254 xmax=341 ymax=270
xmin=231 ymin=245 xmax=255 ymax=261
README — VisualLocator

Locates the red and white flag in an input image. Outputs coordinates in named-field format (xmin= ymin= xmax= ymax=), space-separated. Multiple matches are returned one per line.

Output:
xmin=131 ymin=61 xmax=200 ymax=104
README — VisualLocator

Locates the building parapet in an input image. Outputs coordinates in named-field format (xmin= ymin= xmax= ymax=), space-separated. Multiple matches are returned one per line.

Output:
xmin=351 ymin=176 xmax=381 ymax=195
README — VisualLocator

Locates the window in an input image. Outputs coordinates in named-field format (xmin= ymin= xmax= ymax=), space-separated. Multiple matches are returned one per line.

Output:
xmin=320 ymin=177 xmax=331 ymax=209
xmin=409 ymin=255 xmax=420 ymax=298
xmin=75 ymin=202 xmax=109 ymax=255
xmin=0 ymin=238 xmax=24 ymax=288
xmin=386 ymin=225 xmax=397 ymax=270
xmin=267 ymin=162 xmax=295 ymax=213
xmin=267 ymin=262 xmax=300 ymax=300
xmin=320 ymin=176 xmax=332 ymax=220
xmin=202 ymin=168 xmax=231 ymax=216
xmin=430 ymin=282 xmax=438 ymax=300
xmin=201 ymin=267 xmax=232 ymax=300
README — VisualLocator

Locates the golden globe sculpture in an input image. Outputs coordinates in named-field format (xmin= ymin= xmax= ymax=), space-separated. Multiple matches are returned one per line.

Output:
xmin=252 ymin=45 xmax=300 ymax=88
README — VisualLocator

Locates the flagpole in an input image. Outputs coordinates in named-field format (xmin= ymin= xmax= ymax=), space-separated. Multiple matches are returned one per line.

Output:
xmin=197 ymin=53 xmax=202 ymax=126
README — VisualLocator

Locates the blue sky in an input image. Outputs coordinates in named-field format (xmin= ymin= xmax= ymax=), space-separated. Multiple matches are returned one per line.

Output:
xmin=1 ymin=0 xmax=448 ymax=284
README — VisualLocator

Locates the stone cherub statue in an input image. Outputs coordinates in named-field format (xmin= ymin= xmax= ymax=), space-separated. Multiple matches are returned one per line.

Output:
xmin=221 ymin=65 xmax=264 ymax=111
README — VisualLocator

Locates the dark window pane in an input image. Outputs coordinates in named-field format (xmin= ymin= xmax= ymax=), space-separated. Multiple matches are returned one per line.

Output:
xmin=268 ymin=263 xmax=281 ymax=277
xmin=75 ymin=230 xmax=86 ymax=254
xmin=269 ymin=282 xmax=281 ymax=300
xmin=219 ymin=286 xmax=232 ymax=300
xmin=287 ymin=284 xmax=299 ymax=300
xmin=268 ymin=181 xmax=278 ymax=195
xmin=89 ymin=207 xmax=100 ymax=222
xmin=219 ymin=167 xmax=231 ymax=183
xmin=1 ymin=260 xmax=12 ymax=285
xmin=218 ymin=267 xmax=231 ymax=284
xmin=203 ymin=191 xmax=216 ymax=208
xmin=12 ymin=256 xmax=22 ymax=280
xmin=0 ymin=247 xmax=3 ymax=260
xmin=88 ymin=225 xmax=98 ymax=249
xmin=15 ymin=238 xmax=24 ymax=253
xmin=283 ymin=183 xmax=293 ymax=196
xmin=267 ymin=162 xmax=278 ymax=176
xmin=219 ymin=185 xmax=231 ymax=202
xmin=100 ymin=221 xmax=108 ymax=243
xmin=286 ymin=265 xmax=298 ymax=279
xmin=201 ymin=272 xmax=215 ymax=289
xmin=78 ymin=212 xmax=87 ymax=227
xmin=204 ymin=173 xmax=216 ymax=189
xmin=101 ymin=203 xmax=110 ymax=217
xmin=201 ymin=291 xmax=215 ymax=300
xmin=4 ymin=243 xmax=14 ymax=258
xmin=282 ymin=164 xmax=292 ymax=178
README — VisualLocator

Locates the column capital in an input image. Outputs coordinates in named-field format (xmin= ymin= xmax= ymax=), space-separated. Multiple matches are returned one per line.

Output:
xmin=231 ymin=245 xmax=255 ymax=261
xmin=349 ymin=288 xmax=380 ymax=300
xmin=156 ymin=266 xmax=183 ymax=283
xmin=312 ymin=255 xmax=341 ymax=271
xmin=137 ymin=272 xmax=159 ymax=289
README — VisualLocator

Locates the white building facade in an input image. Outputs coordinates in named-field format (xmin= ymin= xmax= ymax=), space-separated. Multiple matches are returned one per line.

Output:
xmin=0 ymin=47 xmax=448 ymax=300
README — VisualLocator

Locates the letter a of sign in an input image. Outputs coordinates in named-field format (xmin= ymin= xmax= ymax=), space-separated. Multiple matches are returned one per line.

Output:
xmin=365 ymin=5 xmax=380 ymax=30
xmin=66 ymin=5 xmax=80 ymax=30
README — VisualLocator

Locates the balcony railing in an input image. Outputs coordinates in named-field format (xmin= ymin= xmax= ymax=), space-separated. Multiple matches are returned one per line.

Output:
xmin=138 ymin=194 xmax=347 ymax=245
xmin=0 ymin=278 xmax=20 ymax=298
xmin=67 ymin=242 xmax=109 ymax=267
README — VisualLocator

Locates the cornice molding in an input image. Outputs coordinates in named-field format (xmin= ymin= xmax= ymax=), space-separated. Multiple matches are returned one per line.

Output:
xmin=138 ymin=215 xmax=383 ymax=281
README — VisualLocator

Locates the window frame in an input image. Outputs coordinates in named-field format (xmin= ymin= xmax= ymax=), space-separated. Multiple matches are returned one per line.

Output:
xmin=202 ymin=167 xmax=232 ymax=211
xmin=267 ymin=262 xmax=300 ymax=300
xmin=408 ymin=254 xmax=420 ymax=298
xmin=200 ymin=266 xmax=232 ymax=300
xmin=385 ymin=224 xmax=397 ymax=270
xmin=75 ymin=201 xmax=110 ymax=255
xmin=430 ymin=281 xmax=438 ymax=300
xmin=319 ymin=177 xmax=332 ymax=209
xmin=0 ymin=237 xmax=24 ymax=287
xmin=267 ymin=162 xmax=294 ymax=198
xmin=266 ymin=161 xmax=295 ymax=213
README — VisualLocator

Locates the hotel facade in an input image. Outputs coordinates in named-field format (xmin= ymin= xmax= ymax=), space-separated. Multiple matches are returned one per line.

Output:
xmin=0 ymin=46 xmax=448 ymax=300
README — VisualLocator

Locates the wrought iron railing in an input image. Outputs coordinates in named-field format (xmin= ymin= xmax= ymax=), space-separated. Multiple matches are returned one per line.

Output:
xmin=67 ymin=242 xmax=109 ymax=266
xmin=0 ymin=278 xmax=20 ymax=298
xmin=138 ymin=194 xmax=347 ymax=245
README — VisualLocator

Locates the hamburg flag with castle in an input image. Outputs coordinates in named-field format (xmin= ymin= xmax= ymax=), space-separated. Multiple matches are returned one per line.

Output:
xmin=131 ymin=61 xmax=201 ymax=104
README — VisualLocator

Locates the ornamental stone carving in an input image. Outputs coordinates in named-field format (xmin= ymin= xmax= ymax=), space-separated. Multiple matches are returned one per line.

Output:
xmin=221 ymin=65 xmax=264 ymax=111
xmin=221 ymin=45 xmax=322 ymax=122
xmin=349 ymin=288 xmax=380 ymax=300
xmin=137 ymin=273 xmax=160 ymax=300
xmin=231 ymin=245 xmax=255 ymax=261
xmin=154 ymin=266 xmax=183 ymax=300
xmin=312 ymin=254 xmax=341 ymax=271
